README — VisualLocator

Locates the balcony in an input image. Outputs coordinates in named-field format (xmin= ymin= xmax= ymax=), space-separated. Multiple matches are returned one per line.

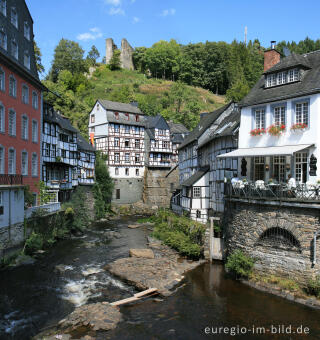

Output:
xmin=0 ymin=174 xmax=23 ymax=186
xmin=225 ymin=181 xmax=320 ymax=204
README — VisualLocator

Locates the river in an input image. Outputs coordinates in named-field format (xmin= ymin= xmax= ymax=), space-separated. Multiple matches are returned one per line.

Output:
xmin=0 ymin=217 xmax=320 ymax=340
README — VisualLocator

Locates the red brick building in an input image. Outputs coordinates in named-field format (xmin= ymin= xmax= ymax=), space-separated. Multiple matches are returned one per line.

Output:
xmin=0 ymin=0 xmax=45 ymax=201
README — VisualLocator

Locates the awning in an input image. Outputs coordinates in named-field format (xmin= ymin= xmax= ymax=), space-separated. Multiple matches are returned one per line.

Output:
xmin=217 ymin=144 xmax=313 ymax=158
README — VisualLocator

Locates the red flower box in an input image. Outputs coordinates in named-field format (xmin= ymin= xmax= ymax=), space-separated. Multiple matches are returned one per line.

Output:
xmin=250 ymin=128 xmax=266 ymax=136
xmin=267 ymin=124 xmax=286 ymax=136
xmin=291 ymin=123 xmax=307 ymax=131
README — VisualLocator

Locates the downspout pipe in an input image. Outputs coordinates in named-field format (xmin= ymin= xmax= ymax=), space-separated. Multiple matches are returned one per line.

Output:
xmin=313 ymin=230 xmax=320 ymax=266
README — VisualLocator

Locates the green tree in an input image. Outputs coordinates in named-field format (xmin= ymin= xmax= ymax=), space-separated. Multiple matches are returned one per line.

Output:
xmin=87 ymin=45 xmax=100 ymax=66
xmin=109 ymin=49 xmax=121 ymax=70
xmin=49 ymin=39 xmax=88 ymax=82
xmin=34 ymin=41 xmax=45 ymax=74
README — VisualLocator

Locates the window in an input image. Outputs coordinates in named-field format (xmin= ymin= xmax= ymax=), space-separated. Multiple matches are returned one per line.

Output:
xmin=277 ymin=71 xmax=287 ymax=85
xmin=196 ymin=210 xmax=201 ymax=219
xmin=0 ymin=104 xmax=4 ymax=133
xmin=125 ymin=139 xmax=130 ymax=148
xmin=24 ymin=21 xmax=30 ymax=40
xmin=114 ymin=112 xmax=119 ymax=119
xmin=193 ymin=187 xmax=201 ymax=198
xmin=259 ymin=227 xmax=300 ymax=251
xmin=22 ymin=85 xmax=29 ymax=104
xmin=51 ymin=145 xmax=56 ymax=157
xmin=0 ymin=28 xmax=6 ymax=50
xmin=59 ymin=134 xmax=69 ymax=143
xmin=8 ymin=109 xmax=16 ymax=136
xmin=21 ymin=115 xmax=28 ymax=140
xmin=21 ymin=151 xmax=28 ymax=175
xmin=135 ymin=153 xmax=140 ymax=163
xmin=274 ymin=106 xmax=285 ymax=126
xmin=273 ymin=156 xmax=285 ymax=183
xmin=43 ymin=122 xmax=50 ymax=135
xmin=90 ymin=114 xmax=95 ymax=123
xmin=125 ymin=168 xmax=129 ymax=176
xmin=50 ymin=124 xmax=56 ymax=137
xmin=115 ymin=167 xmax=119 ymax=175
xmin=42 ymin=142 xmax=50 ymax=157
xmin=134 ymin=127 xmax=139 ymax=135
xmin=32 ymin=153 xmax=38 ymax=176
xmin=9 ymin=76 xmax=16 ymax=97
xmin=125 ymin=113 xmax=129 ymax=121
xmin=254 ymin=108 xmax=265 ymax=129
xmin=0 ymin=67 xmax=4 ymax=91
xmin=136 ymin=169 xmax=139 ymax=176
xmin=254 ymin=156 xmax=265 ymax=181
xmin=32 ymin=92 xmax=38 ymax=109
xmin=8 ymin=148 xmax=15 ymax=174
xmin=32 ymin=120 xmax=38 ymax=142
xmin=114 ymin=124 xmax=119 ymax=133
xmin=125 ymin=125 xmax=130 ymax=134
xmin=295 ymin=102 xmax=309 ymax=125
xmin=116 ymin=189 xmax=120 ymax=199
xmin=61 ymin=150 xmax=66 ymax=158
xmin=0 ymin=146 xmax=4 ymax=174
xmin=266 ymin=69 xmax=299 ymax=88
xmin=295 ymin=152 xmax=308 ymax=183
xmin=11 ymin=38 xmax=18 ymax=59
xmin=135 ymin=115 xmax=139 ymax=122
xmin=114 ymin=153 xmax=120 ymax=163
xmin=24 ymin=51 xmax=30 ymax=69
xmin=11 ymin=7 xmax=17 ymax=28
xmin=288 ymin=68 xmax=299 ymax=82
xmin=0 ymin=0 xmax=6 ymax=16
xmin=114 ymin=137 xmax=119 ymax=147
xmin=125 ymin=153 xmax=130 ymax=163
xmin=163 ymin=141 xmax=170 ymax=149
xmin=135 ymin=139 xmax=140 ymax=149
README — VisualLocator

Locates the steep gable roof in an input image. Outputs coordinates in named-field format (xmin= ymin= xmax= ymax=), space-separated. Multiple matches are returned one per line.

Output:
xmin=77 ymin=134 xmax=95 ymax=152
xmin=241 ymin=50 xmax=320 ymax=107
xmin=98 ymin=100 xmax=144 ymax=115
xmin=44 ymin=106 xmax=78 ymax=133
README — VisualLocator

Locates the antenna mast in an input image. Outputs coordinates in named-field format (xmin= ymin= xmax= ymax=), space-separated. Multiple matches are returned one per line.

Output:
xmin=244 ymin=26 xmax=247 ymax=46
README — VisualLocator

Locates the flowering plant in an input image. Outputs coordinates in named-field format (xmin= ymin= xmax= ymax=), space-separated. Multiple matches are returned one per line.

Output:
xmin=267 ymin=124 xmax=286 ymax=136
xmin=291 ymin=123 xmax=307 ymax=131
xmin=250 ymin=128 xmax=266 ymax=136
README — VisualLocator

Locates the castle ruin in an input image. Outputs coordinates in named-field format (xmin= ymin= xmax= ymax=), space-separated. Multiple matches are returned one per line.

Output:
xmin=105 ymin=38 xmax=134 ymax=70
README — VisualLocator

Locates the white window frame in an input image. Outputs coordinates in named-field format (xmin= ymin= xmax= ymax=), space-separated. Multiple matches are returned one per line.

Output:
xmin=32 ymin=119 xmax=38 ymax=143
xmin=8 ymin=147 xmax=15 ymax=174
xmin=21 ymin=150 xmax=28 ymax=175
xmin=32 ymin=153 xmax=38 ymax=177
xmin=21 ymin=114 xmax=28 ymax=140
xmin=254 ymin=108 xmax=265 ymax=129
xmin=11 ymin=7 xmax=18 ymax=28
xmin=11 ymin=38 xmax=18 ymax=59
xmin=24 ymin=21 xmax=30 ymax=40
xmin=9 ymin=75 xmax=16 ymax=97
xmin=22 ymin=84 xmax=29 ymax=104
xmin=295 ymin=102 xmax=309 ymax=125
xmin=8 ymin=109 xmax=16 ymax=136
xmin=24 ymin=50 xmax=30 ymax=69
xmin=0 ymin=102 xmax=4 ymax=133
xmin=295 ymin=152 xmax=308 ymax=183
xmin=32 ymin=91 xmax=38 ymax=110
xmin=193 ymin=187 xmax=201 ymax=198
xmin=125 ymin=152 xmax=130 ymax=163
xmin=114 ymin=153 xmax=120 ymax=163
xmin=274 ymin=106 xmax=285 ymax=126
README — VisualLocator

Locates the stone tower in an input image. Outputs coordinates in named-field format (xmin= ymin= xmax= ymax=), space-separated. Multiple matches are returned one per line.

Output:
xmin=120 ymin=38 xmax=135 ymax=70
xmin=105 ymin=38 xmax=117 ymax=64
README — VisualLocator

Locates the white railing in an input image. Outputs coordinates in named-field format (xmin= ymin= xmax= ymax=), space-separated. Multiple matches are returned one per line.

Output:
xmin=25 ymin=202 xmax=61 ymax=219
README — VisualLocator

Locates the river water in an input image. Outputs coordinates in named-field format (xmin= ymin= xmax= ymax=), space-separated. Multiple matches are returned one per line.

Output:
xmin=0 ymin=217 xmax=320 ymax=340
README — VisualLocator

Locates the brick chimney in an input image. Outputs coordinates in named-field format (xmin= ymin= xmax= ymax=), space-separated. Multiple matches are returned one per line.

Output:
xmin=264 ymin=41 xmax=281 ymax=72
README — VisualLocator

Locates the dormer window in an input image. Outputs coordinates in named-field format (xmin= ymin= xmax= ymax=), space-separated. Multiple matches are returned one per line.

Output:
xmin=0 ymin=27 xmax=6 ymax=50
xmin=114 ymin=111 xmax=119 ymax=119
xmin=135 ymin=114 xmax=139 ymax=122
xmin=266 ymin=68 xmax=300 ymax=88
xmin=24 ymin=50 xmax=30 ymax=69
xmin=24 ymin=21 xmax=30 ymax=40
xmin=11 ymin=38 xmax=18 ymax=59
xmin=0 ymin=0 xmax=6 ymax=16
xmin=125 ymin=113 xmax=129 ymax=121
xmin=11 ymin=7 xmax=17 ymax=28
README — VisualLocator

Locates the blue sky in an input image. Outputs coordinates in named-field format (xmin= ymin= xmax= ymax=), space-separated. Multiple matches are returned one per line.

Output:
xmin=26 ymin=0 xmax=320 ymax=78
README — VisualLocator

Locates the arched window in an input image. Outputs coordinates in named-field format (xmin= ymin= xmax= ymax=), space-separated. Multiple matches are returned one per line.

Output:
xmin=0 ymin=102 xmax=4 ymax=133
xmin=258 ymin=227 xmax=301 ymax=252
xmin=32 ymin=91 xmax=38 ymax=109
xmin=31 ymin=153 xmax=38 ymax=176
xmin=21 ymin=114 xmax=28 ymax=140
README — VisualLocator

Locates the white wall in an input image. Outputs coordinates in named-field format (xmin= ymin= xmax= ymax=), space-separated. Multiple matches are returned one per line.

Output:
xmin=109 ymin=166 xmax=145 ymax=178
xmin=0 ymin=188 xmax=24 ymax=228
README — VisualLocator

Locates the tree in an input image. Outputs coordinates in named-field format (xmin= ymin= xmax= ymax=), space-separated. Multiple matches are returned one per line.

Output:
xmin=34 ymin=41 xmax=45 ymax=74
xmin=49 ymin=39 xmax=88 ymax=82
xmin=87 ymin=45 xmax=100 ymax=66
xmin=108 ymin=49 xmax=121 ymax=70
xmin=226 ymin=77 xmax=250 ymax=102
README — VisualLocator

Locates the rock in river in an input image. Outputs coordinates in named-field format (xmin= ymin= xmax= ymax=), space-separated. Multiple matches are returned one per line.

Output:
xmin=129 ymin=248 xmax=155 ymax=259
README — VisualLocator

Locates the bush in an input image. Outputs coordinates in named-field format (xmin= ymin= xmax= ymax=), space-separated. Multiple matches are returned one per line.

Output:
xmin=306 ymin=276 xmax=320 ymax=298
xmin=24 ymin=232 xmax=43 ymax=255
xmin=225 ymin=250 xmax=255 ymax=279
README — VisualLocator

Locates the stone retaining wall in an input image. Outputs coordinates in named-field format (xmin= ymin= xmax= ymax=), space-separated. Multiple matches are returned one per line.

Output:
xmin=225 ymin=199 xmax=320 ymax=283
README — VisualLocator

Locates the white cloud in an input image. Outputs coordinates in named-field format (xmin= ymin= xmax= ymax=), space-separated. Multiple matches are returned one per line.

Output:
xmin=77 ymin=27 xmax=103 ymax=41
xmin=105 ymin=0 xmax=121 ymax=6
xmin=108 ymin=7 xmax=125 ymax=15
xmin=161 ymin=8 xmax=176 ymax=17
xmin=132 ymin=16 xmax=140 ymax=23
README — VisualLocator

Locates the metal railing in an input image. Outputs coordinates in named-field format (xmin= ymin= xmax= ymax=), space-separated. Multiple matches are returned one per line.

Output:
xmin=0 ymin=174 xmax=23 ymax=185
xmin=225 ymin=181 xmax=320 ymax=202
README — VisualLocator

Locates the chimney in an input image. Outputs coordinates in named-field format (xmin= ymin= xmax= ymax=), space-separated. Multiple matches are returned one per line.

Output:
xmin=264 ymin=41 xmax=281 ymax=72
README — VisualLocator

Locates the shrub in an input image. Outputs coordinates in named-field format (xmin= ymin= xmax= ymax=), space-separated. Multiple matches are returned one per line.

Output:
xmin=225 ymin=250 xmax=255 ymax=279
xmin=24 ymin=232 xmax=43 ymax=255
xmin=306 ymin=276 xmax=320 ymax=298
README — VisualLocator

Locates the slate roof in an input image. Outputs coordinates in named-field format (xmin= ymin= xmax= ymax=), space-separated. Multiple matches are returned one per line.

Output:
xmin=241 ymin=50 xmax=320 ymax=107
xmin=77 ymin=134 xmax=95 ymax=152
xmin=178 ymin=103 xmax=233 ymax=149
xmin=168 ymin=122 xmax=189 ymax=134
xmin=98 ymin=100 xmax=144 ymax=115
xmin=181 ymin=166 xmax=209 ymax=187
xmin=198 ymin=109 xmax=240 ymax=148
xmin=44 ymin=106 xmax=78 ymax=133
xmin=106 ymin=113 xmax=146 ymax=127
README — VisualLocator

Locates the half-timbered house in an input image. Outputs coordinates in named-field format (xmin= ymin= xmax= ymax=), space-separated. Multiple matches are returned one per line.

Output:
xmin=77 ymin=134 xmax=95 ymax=186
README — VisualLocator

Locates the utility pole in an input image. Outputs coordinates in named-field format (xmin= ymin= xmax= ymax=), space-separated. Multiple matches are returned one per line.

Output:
xmin=244 ymin=26 xmax=247 ymax=46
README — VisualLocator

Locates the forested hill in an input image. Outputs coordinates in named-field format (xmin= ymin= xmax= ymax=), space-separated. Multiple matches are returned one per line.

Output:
xmin=42 ymin=37 xmax=320 ymax=137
